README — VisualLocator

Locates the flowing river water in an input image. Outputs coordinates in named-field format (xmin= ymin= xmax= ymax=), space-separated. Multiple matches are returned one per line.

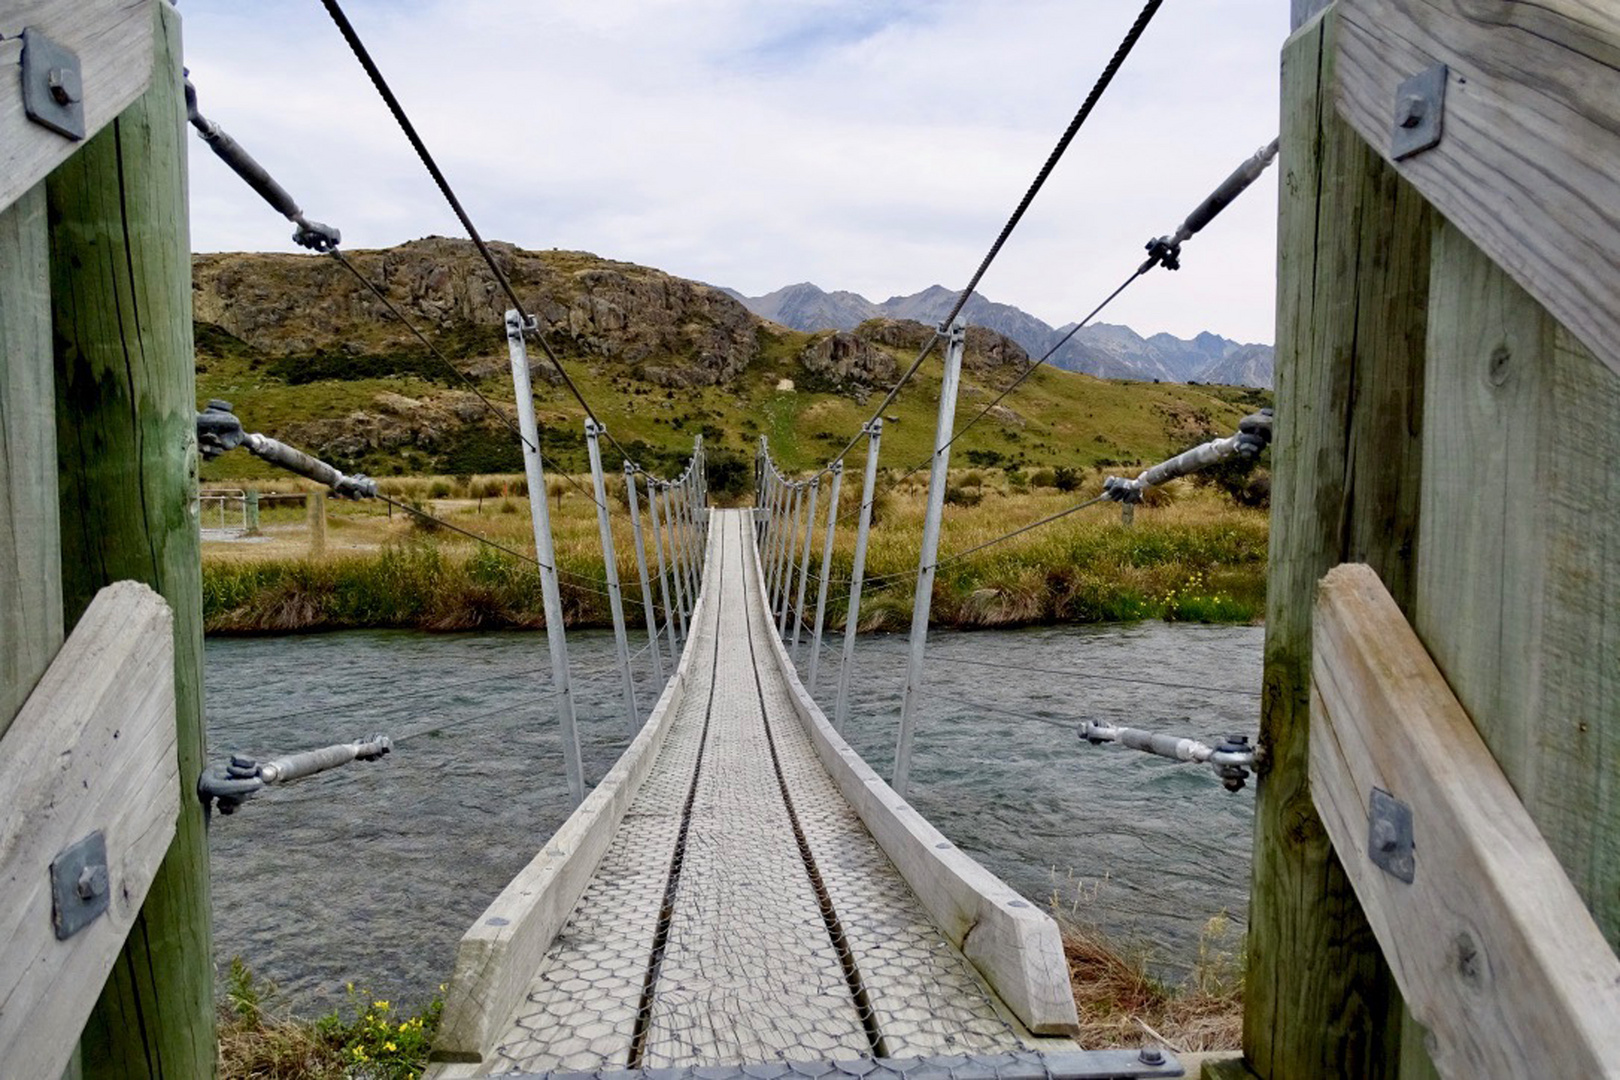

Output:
xmin=205 ymin=621 xmax=1259 ymax=1016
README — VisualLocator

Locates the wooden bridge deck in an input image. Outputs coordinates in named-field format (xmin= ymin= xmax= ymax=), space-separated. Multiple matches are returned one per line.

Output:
xmin=431 ymin=510 xmax=1076 ymax=1077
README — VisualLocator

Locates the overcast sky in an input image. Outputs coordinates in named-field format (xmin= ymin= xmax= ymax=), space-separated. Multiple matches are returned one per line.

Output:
xmin=181 ymin=1 xmax=1288 ymax=344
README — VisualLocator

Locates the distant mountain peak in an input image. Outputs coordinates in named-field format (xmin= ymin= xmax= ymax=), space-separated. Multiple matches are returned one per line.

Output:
xmin=730 ymin=281 xmax=1273 ymax=388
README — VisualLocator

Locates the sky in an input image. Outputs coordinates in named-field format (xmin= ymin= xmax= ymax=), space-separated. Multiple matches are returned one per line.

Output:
xmin=180 ymin=1 xmax=1289 ymax=344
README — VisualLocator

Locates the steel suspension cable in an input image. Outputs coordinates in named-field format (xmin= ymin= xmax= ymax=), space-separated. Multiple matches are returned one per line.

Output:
xmin=317 ymin=0 xmax=638 ymax=468
xmin=822 ymin=0 xmax=1164 ymax=476
xmin=939 ymin=0 xmax=1164 ymax=333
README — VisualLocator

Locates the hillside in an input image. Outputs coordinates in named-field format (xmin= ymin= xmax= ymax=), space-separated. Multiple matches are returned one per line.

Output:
xmin=731 ymin=282 xmax=1276 ymax=387
xmin=193 ymin=239 xmax=1270 ymax=487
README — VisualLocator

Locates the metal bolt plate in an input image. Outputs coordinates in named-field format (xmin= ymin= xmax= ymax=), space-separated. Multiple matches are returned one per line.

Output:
xmin=1390 ymin=63 xmax=1447 ymax=161
xmin=21 ymin=28 xmax=86 ymax=140
xmin=1368 ymin=787 xmax=1415 ymax=884
xmin=50 ymin=830 xmax=110 ymax=939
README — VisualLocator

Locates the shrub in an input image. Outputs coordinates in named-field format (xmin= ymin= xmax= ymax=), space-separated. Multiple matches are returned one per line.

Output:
xmin=427 ymin=480 xmax=454 ymax=499
xmin=1029 ymin=467 xmax=1056 ymax=488
xmin=944 ymin=485 xmax=983 ymax=507
xmin=959 ymin=469 xmax=985 ymax=489
xmin=1053 ymin=465 xmax=1081 ymax=492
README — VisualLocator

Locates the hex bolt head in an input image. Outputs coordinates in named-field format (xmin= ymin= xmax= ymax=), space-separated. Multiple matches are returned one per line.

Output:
xmin=1138 ymin=1044 xmax=1165 ymax=1066
xmin=1396 ymin=93 xmax=1427 ymax=129
xmin=47 ymin=66 xmax=82 ymax=106
xmin=76 ymin=863 xmax=108 ymax=901
xmin=1371 ymin=815 xmax=1397 ymax=853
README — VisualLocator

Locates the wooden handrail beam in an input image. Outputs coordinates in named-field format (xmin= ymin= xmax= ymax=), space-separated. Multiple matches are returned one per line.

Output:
xmin=1311 ymin=564 xmax=1620 ymax=1078
xmin=1335 ymin=0 xmax=1620 ymax=379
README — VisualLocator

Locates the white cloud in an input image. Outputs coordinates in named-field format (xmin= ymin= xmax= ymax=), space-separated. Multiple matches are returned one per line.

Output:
xmin=181 ymin=0 xmax=1286 ymax=342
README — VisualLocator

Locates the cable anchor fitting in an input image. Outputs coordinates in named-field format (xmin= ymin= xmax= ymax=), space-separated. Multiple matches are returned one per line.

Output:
xmin=198 ymin=734 xmax=392 ymax=817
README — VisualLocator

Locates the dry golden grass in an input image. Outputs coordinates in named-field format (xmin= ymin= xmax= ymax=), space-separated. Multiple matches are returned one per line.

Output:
xmin=1052 ymin=880 xmax=1244 ymax=1054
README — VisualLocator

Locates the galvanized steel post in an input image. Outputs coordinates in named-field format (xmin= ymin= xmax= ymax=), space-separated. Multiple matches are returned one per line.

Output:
xmin=506 ymin=311 xmax=585 ymax=804
xmin=833 ymin=418 xmax=882 ymax=733
xmin=644 ymin=476 xmax=683 ymax=654
xmin=624 ymin=462 xmax=665 ymax=684
xmin=662 ymin=480 xmax=691 ymax=629
xmin=776 ymin=482 xmax=803 ymax=632
xmin=893 ymin=319 xmax=966 ymax=797
xmin=586 ymin=420 xmax=639 ymax=734
xmin=791 ymin=476 xmax=820 ymax=658
xmin=807 ymin=462 xmax=843 ymax=694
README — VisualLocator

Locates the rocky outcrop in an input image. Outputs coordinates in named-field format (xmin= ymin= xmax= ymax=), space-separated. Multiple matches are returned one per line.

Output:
xmin=192 ymin=238 xmax=763 ymax=387
xmin=849 ymin=318 xmax=1028 ymax=372
xmin=797 ymin=331 xmax=897 ymax=387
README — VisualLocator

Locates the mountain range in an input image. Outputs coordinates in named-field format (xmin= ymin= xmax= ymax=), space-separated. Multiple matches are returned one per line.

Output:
xmin=724 ymin=282 xmax=1274 ymax=388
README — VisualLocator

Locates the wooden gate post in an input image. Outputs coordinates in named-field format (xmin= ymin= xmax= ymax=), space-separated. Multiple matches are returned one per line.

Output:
xmin=308 ymin=487 xmax=327 ymax=557
xmin=0 ymin=183 xmax=63 ymax=731
xmin=46 ymin=3 xmax=215 ymax=1075
xmin=1234 ymin=5 xmax=1434 ymax=1078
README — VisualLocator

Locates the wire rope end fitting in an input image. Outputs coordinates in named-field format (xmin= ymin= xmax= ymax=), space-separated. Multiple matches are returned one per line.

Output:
xmin=292 ymin=215 xmax=342 ymax=253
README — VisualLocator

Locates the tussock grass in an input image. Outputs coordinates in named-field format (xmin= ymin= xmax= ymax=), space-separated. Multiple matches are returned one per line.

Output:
xmin=1052 ymin=884 xmax=1244 ymax=1053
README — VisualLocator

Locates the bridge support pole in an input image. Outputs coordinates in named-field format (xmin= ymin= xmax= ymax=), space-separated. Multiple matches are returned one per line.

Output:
xmin=667 ymin=479 xmax=694 ymax=627
xmin=834 ymin=418 xmax=883 ymax=732
xmin=791 ymin=476 xmax=820 ymax=658
xmin=586 ymin=420 xmax=639 ymax=734
xmin=764 ymin=471 xmax=785 ymax=601
xmin=624 ymin=464 xmax=665 ymax=683
xmin=676 ymin=471 xmax=698 ymax=615
xmin=507 ymin=311 xmax=584 ymax=805
xmin=646 ymin=474 xmax=681 ymax=665
xmin=807 ymin=462 xmax=842 ymax=693
xmin=654 ymin=480 xmax=686 ymax=646
xmin=893 ymin=319 xmax=965 ymax=797
xmin=776 ymin=482 xmax=805 ymax=635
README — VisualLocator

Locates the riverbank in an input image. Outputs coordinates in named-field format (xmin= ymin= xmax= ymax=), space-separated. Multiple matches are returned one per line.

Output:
xmin=201 ymin=471 xmax=1267 ymax=633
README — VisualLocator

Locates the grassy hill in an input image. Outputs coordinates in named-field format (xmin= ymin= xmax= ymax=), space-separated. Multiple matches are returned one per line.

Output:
xmin=193 ymin=240 xmax=1271 ymax=492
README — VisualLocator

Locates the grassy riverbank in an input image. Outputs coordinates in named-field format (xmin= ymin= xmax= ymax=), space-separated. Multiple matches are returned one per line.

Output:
xmin=201 ymin=469 xmax=1266 ymax=634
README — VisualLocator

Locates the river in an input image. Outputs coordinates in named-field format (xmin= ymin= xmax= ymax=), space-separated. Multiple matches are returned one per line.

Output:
xmin=205 ymin=621 xmax=1259 ymax=1016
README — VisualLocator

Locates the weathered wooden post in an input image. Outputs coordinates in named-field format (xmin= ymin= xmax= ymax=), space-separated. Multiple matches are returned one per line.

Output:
xmin=1231 ymin=2 xmax=1620 ymax=1078
xmin=43 ymin=3 xmax=216 ymax=1073
xmin=244 ymin=487 xmax=260 ymax=533
xmin=307 ymin=487 xmax=327 ymax=557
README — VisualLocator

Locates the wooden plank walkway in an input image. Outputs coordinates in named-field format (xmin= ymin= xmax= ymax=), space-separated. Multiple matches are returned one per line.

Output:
xmin=432 ymin=510 xmax=1073 ymax=1077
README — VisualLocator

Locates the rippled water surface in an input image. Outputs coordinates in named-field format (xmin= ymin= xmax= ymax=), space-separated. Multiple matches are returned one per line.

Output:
xmin=206 ymin=621 xmax=1258 ymax=1015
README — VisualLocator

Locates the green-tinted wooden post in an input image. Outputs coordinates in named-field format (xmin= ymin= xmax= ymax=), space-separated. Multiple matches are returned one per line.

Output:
xmin=245 ymin=488 xmax=260 ymax=533
xmin=1241 ymin=6 xmax=1432 ymax=1078
xmin=0 ymin=182 xmax=63 ymax=734
xmin=47 ymin=4 xmax=215 ymax=1075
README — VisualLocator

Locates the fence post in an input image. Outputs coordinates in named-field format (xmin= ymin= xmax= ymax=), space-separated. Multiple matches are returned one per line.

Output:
xmin=245 ymin=488 xmax=260 ymax=533
xmin=506 ymin=311 xmax=584 ymax=805
xmin=48 ymin=5 xmax=215 ymax=1069
xmin=834 ymin=418 xmax=883 ymax=733
xmin=307 ymin=488 xmax=327 ymax=557
xmin=791 ymin=476 xmax=820 ymax=657
xmin=624 ymin=463 xmax=665 ymax=683
xmin=893 ymin=318 xmax=965 ymax=797
xmin=646 ymin=473 xmax=681 ymax=666
xmin=807 ymin=462 xmax=843 ymax=694
xmin=1121 ymin=501 xmax=1135 ymax=527
xmin=585 ymin=420 xmax=638 ymax=735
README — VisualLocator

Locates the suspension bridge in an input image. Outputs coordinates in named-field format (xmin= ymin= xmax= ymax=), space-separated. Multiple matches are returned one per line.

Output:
xmin=3 ymin=1 xmax=1619 ymax=1079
